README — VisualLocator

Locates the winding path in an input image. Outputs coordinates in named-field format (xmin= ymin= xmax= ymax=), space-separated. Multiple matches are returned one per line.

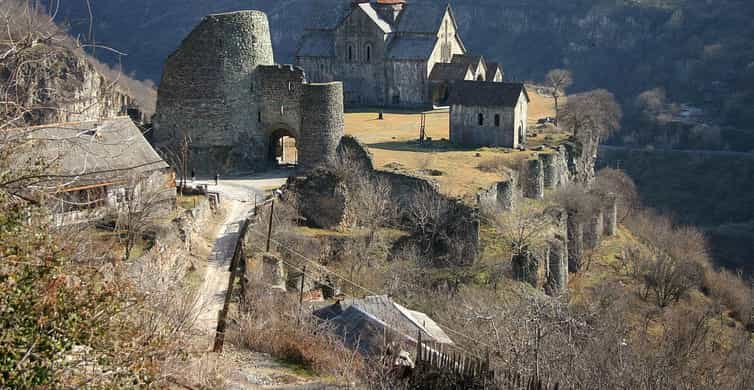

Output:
xmin=193 ymin=172 xmax=289 ymax=343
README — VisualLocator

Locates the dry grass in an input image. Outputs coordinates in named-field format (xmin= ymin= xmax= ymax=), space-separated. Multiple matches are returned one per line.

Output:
xmin=230 ymin=283 xmax=362 ymax=381
xmin=343 ymin=86 xmax=560 ymax=199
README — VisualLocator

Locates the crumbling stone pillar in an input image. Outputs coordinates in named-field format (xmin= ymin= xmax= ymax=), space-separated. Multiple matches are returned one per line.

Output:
xmin=497 ymin=180 xmax=515 ymax=210
xmin=523 ymin=158 xmax=544 ymax=199
xmin=541 ymin=153 xmax=557 ymax=189
xmin=262 ymin=253 xmax=286 ymax=290
xmin=603 ymin=194 xmax=618 ymax=236
xmin=567 ymin=210 xmax=584 ymax=273
xmin=512 ymin=250 xmax=540 ymax=287
xmin=546 ymin=239 xmax=568 ymax=295
xmin=583 ymin=210 xmax=604 ymax=250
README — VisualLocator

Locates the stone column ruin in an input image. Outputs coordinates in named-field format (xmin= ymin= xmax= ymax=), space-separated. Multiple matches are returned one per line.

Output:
xmin=603 ymin=193 xmax=618 ymax=236
xmin=523 ymin=158 xmax=544 ymax=199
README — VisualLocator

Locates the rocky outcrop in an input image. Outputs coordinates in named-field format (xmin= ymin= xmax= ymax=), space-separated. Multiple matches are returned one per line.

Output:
xmin=9 ymin=45 xmax=140 ymax=126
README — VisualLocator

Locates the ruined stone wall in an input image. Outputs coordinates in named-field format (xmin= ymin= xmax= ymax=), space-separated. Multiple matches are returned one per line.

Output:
xmin=540 ymin=148 xmax=570 ymax=189
xmin=154 ymin=10 xmax=274 ymax=174
xmin=299 ymin=82 xmax=345 ymax=171
xmin=523 ymin=158 xmax=544 ymax=199
xmin=477 ymin=179 xmax=515 ymax=211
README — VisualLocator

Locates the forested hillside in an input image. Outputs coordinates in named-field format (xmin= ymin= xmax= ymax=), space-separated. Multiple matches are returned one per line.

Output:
xmin=49 ymin=0 xmax=754 ymax=133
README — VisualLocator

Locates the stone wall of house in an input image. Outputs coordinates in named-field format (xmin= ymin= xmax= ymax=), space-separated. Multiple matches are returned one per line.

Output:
xmin=450 ymin=104 xmax=516 ymax=147
xmin=385 ymin=60 xmax=430 ymax=107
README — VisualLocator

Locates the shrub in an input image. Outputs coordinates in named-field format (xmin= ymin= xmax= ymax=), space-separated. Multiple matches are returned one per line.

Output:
xmin=703 ymin=269 xmax=753 ymax=327
xmin=230 ymin=284 xmax=362 ymax=380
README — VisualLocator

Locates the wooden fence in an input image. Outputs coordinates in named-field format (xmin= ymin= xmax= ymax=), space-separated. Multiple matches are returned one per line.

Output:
xmin=413 ymin=332 xmax=561 ymax=390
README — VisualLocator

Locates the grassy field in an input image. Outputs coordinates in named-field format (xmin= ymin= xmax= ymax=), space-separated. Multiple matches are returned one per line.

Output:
xmin=343 ymin=85 xmax=561 ymax=199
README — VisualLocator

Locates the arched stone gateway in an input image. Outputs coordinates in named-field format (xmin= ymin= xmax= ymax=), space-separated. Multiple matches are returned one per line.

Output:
xmin=153 ymin=10 xmax=344 ymax=174
xmin=268 ymin=127 xmax=298 ymax=166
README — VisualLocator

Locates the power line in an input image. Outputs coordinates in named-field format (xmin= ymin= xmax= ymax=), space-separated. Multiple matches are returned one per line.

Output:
xmin=245 ymin=223 xmax=496 ymax=353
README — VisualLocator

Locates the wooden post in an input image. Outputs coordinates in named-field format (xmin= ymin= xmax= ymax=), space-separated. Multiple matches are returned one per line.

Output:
xmin=297 ymin=265 xmax=306 ymax=325
xmin=266 ymin=199 xmax=274 ymax=252
xmin=416 ymin=330 xmax=422 ymax=366
xmin=213 ymin=218 xmax=249 ymax=352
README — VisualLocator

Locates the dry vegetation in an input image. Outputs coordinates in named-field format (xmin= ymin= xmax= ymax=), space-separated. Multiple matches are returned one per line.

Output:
xmin=343 ymin=86 xmax=561 ymax=199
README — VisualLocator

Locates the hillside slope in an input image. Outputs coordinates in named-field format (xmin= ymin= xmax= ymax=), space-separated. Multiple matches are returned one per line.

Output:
xmin=49 ymin=0 xmax=754 ymax=130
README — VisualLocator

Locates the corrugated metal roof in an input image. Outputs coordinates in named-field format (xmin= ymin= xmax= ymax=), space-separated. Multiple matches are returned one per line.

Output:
xmin=11 ymin=117 xmax=168 ymax=185
xmin=448 ymin=81 xmax=529 ymax=108
xmin=321 ymin=295 xmax=453 ymax=346
xmin=296 ymin=31 xmax=335 ymax=57
xmin=387 ymin=35 xmax=437 ymax=60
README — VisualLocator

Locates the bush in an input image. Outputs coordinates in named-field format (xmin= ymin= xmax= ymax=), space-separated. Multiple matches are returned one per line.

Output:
xmin=703 ymin=269 xmax=753 ymax=327
xmin=230 ymin=284 xmax=362 ymax=379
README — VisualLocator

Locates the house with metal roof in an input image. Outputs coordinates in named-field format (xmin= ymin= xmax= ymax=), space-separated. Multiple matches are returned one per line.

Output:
xmin=314 ymin=295 xmax=453 ymax=357
xmin=8 ymin=117 xmax=175 ymax=226
xmin=448 ymin=81 xmax=530 ymax=148
xmin=296 ymin=1 xmax=505 ymax=108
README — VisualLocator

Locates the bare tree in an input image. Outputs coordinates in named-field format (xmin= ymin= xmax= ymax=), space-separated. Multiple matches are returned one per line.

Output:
xmin=593 ymin=168 xmax=640 ymax=222
xmin=482 ymin=195 xmax=554 ymax=285
xmin=545 ymin=69 xmax=573 ymax=126
xmin=116 ymin=172 xmax=173 ymax=259
xmin=560 ymin=89 xmax=622 ymax=142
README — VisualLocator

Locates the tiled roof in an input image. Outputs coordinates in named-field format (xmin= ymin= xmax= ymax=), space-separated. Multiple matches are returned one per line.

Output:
xmin=387 ymin=35 xmax=438 ymax=60
xmin=429 ymin=62 xmax=472 ymax=81
xmin=447 ymin=81 xmax=529 ymax=108
xmin=452 ymin=54 xmax=486 ymax=71
xmin=296 ymin=31 xmax=335 ymax=57
xmin=395 ymin=3 xmax=449 ymax=34
xmin=357 ymin=3 xmax=393 ymax=33
xmin=486 ymin=62 xmax=504 ymax=80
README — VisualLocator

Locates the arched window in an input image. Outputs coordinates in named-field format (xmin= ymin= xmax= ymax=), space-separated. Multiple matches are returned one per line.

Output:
xmin=478 ymin=113 xmax=484 ymax=126
xmin=347 ymin=45 xmax=354 ymax=62
xmin=365 ymin=43 xmax=372 ymax=63
xmin=494 ymin=114 xmax=501 ymax=127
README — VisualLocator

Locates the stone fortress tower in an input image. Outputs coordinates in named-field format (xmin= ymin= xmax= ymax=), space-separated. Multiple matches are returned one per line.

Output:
xmin=153 ymin=10 xmax=344 ymax=174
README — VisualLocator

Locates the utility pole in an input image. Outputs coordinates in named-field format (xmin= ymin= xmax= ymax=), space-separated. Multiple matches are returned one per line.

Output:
xmin=297 ymin=265 xmax=306 ymax=325
xmin=419 ymin=112 xmax=426 ymax=144
xmin=266 ymin=199 xmax=275 ymax=252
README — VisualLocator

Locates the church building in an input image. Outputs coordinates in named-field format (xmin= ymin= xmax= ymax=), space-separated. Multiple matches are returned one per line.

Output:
xmin=296 ymin=0 xmax=502 ymax=108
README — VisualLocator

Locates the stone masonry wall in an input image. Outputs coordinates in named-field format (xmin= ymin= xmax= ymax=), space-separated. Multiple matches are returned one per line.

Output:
xmin=299 ymin=82 xmax=345 ymax=171
xmin=154 ymin=10 xmax=274 ymax=174
xmin=155 ymin=10 xmax=346 ymax=175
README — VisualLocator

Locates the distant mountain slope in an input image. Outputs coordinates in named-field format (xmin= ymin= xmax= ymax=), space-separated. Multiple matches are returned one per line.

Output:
xmin=1 ymin=1 xmax=157 ymax=125
xmin=49 ymin=0 xmax=754 ymax=129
